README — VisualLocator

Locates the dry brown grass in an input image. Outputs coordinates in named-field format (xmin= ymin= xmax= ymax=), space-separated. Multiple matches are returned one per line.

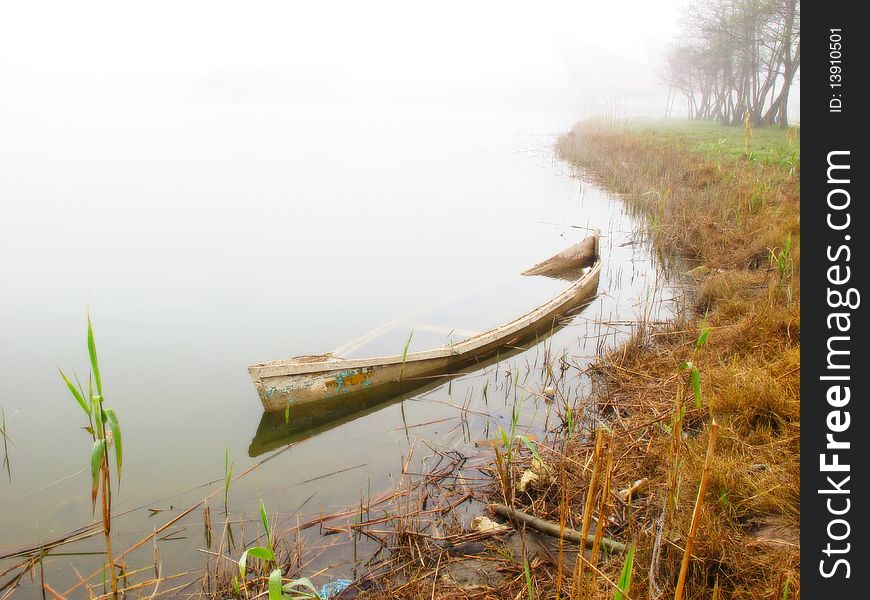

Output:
xmin=547 ymin=119 xmax=801 ymax=599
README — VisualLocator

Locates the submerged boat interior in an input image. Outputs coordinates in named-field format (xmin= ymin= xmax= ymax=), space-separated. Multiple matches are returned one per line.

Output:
xmin=248 ymin=231 xmax=601 ymax=414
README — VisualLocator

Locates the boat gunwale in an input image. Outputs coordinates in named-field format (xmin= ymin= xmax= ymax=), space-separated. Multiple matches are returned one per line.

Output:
xmin=249 ymin=258 xmax=601 ymax=380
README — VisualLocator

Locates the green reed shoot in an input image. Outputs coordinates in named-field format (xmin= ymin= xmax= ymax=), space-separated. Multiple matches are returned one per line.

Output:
xmin=225 ymin=448 xmax=233 ymax=515
xmin=494 ymin=389 xmax=530 ymax=503
xmin=612 ymin=541 xmax=635 ymax=600
xmin=272 ymin=573 xmax=320 ymax=600
xmin=203 ymin=499 xmax=213 ymax=549
xmin=1 ymin=407 xmax=11 ymax=482
xmin=696 ymin=327 xmax=710 ymax=350
xmin=680 ymin=326 xmax=711 ymax=412
xmin=269 ymin=569 xmax=283 ymax=600
xmin=676 ymin=362 xmax=701 ymax=410
xmin=59 ymin=314 xmax=122 ymax=599
xmin=769 ymin=234 xmax=794 ymax=301
xmin=240 ymin=500 xmax=321 ymax=600
xmin=564 ymin=403 xmax=575 ymax=438
xmin=515 ymin=434 xmax=542 ymax=464
xmin=238 ymin=500 xmax=277 ymax=582
xmin=498 ymin=390 xmax=525 ymax=462
xmin=781 ymin=573 xmax=792 ymax=600
xmin=523 ymin=558 xmax=536 ymax=600
xmin=398 ymin=327 xmax=414 ymax=381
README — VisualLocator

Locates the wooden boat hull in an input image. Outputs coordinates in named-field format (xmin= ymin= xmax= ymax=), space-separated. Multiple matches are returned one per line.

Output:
xmin=249 ymin=314 xmax=598 ymax=456
xmin=249 ymin=233 xmax=601 ymax=413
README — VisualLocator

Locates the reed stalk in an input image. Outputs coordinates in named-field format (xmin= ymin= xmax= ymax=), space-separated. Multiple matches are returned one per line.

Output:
xmin=59 ymin=315 xmax=123 ymax=599
xmin=588 ymin=444 xmax=614 ymax=594
xmin=674 ymin=421 xmax=719 ymax=600
xmin=556 ymin=460 xmax=568 ymax=597
xmin=573 ymin=428 xmax=605 ymax=598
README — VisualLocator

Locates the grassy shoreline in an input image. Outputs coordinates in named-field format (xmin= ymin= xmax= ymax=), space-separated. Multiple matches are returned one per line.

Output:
xmin=550 ymin=119 xmax=800 ymax=598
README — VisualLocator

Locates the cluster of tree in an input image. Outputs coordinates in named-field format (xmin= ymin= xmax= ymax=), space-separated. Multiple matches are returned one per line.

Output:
xmin=662 ymin=0 xmax=799 ymax=127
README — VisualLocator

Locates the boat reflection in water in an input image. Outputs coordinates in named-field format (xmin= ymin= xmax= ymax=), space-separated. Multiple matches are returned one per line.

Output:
xmin=249 ymin=370 xmax=446 ymax=457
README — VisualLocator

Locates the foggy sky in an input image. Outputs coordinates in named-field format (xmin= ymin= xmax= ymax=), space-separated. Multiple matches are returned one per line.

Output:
xmin=1 ymin=1 xmax=684 ymax=115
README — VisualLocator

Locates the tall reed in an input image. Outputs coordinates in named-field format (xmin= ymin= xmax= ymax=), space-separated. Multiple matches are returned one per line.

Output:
xmin=674 ymin=421 xmax=719 ymax=600
xmin=573 ymin=429 xmax=605 ymax=597
xmin=59 ymin=315 xmax=123 ymax=599
xmin=1 ymin=407 xmax=10 ymax=482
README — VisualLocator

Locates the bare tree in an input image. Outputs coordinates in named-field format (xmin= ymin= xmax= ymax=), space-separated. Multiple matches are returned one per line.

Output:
xmin=662 ymin=0 xmax=799 ymax=126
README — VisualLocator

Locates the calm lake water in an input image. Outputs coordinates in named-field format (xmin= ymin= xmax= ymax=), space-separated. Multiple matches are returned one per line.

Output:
xmin=0 ymin=102 xmax=677 ymax=596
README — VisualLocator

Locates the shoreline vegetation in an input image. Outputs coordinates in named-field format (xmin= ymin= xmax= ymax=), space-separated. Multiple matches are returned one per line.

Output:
xmin=344 ymin=119 xmax=800 ymax=599
xmin=550 ymin=119 xmax=800 ymax=598
xmin=1 ymin=119 xmax=799 ymax=599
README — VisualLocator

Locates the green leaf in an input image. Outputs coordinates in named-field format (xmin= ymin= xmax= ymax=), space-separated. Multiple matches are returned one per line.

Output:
xmin=691 ymin=367 xmax=702 ymax=410
xmin=59 ymin=369 xmax=89 ymax=416
xmin=523 ymin=559 xmax=534 ymax=600
xmin=515 ymin=435 xmax=542 ymax=463
xmin=238 ymin=549 xmax=249 ymax=579
xmin=246 ymin=546 xmax=274 ymax=562
xmin=105 ymin=408 xmax=122 ymax=483
xmin=268 ymin=568 xmax=283 ymax=600
xmin=90 ymin=439 xmax=105 ymax=509
xmin=498 ymin=426 xmax=510 ymax=451
xmin=696 ymin=328 xmax=710 ymax=349
xmin=224 ymin=449 xmax=233 ymax=496
xmin=283 ymin=577 xmax=319 ymax=597
xmin=398 ymin=328 xmax=414 ymax=380
xmin=87 ymin=313 xmax=103 ymax=397
xmin=74 ymin=372 xmax=89 ymax=410
xmin=88 ymin=375 xmax=98 ymax=425
xmin=613 ymin=541 xmax=636 ymax=600
xmin=260 ymin=500 xmax=271 ymax=545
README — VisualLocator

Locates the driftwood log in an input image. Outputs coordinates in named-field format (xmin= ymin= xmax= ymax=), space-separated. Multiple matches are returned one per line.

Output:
xmin=488 ymin=503 xmax=626 ymax=554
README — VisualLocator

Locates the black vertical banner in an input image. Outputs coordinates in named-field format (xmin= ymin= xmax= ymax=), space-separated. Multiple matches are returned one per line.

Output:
xmin=802 ymin=1 xmax=868 ymax=595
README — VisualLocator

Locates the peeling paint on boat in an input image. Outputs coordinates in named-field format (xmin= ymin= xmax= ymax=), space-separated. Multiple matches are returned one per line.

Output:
xmin=324 ymin=368 xmax=374 ymax=394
